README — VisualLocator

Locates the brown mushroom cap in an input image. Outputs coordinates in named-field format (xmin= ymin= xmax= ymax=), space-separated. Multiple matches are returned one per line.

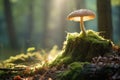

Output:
xmin=67 ymin=9 xmax=95 ymax=22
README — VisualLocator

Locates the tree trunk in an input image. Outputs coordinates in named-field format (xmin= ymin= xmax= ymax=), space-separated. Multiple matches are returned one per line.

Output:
xmin=42 ymin=0 xmax=50 ymax=48
xmin=58 ymin=1 xmax=67 ymax=48
xmin=97 ymin=0 xmax=113 ymax=40
xmin=3 ymin=0 xmax=18 ymax=49
xmin=26 ymin=0 xmax=34 ymax=48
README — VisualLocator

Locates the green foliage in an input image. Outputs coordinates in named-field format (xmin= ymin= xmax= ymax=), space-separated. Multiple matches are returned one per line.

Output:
xmin=59 ymin=62 xmax=89 ymax=80
xmin=111 ymin=0 xmax=120 ymax=6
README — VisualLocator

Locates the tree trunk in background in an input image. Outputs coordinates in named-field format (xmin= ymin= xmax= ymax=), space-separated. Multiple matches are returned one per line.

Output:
xmin=26 ymin=0 xmax=34 ymax=48
xmin=118 ymin=6 xmax=120 ymax=40
xmin=3 ymin=0 xmax=18 ymax=49
xmin=97 ymin=0 xmax=113 ymax=40
xmin=113 ymin=6 xmax=120 ymax=43
xmin=57 ymin=0 xmax=67 ymax=48
xmin=75 ymin=0 xmax=85 ymax=32
xmin=42 ymin=0 xmax=50 ymax=48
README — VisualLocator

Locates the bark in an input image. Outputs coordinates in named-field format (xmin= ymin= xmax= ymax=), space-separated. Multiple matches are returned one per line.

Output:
xmin=26 ymin=0 xmax=34 ymax=48
xmin=3 ymin=0 xmax=18 ymax=49
xmin=97 ymin=0 xmax=113 ymax=40
xmin=42 ymin=0 xmax=50 ymax=48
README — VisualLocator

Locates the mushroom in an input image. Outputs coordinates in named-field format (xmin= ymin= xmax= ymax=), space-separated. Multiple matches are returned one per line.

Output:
xmin=67 ymin=9 xmax=95 ymax=36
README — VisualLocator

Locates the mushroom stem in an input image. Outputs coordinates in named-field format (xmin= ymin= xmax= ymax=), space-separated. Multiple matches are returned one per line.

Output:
xmin=80 ymin=17 xmax=86 ymax=36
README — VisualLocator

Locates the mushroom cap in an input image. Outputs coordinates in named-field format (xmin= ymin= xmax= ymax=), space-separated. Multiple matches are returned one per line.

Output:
xmin=67 ymin=9 xmax=95 ymax=22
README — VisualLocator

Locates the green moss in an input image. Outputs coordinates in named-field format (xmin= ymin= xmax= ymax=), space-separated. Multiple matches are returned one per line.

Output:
xmin=59 ymin=62 xmax=89 ymax=80
xmin=3 ymin=52 xmax=42 ymax=66
xmin=50 ymin=55 xmax=73 ymax=67
xmin=52 ymin=30 xmax=113 ymax=66
xmin=69 ymin=62 xmax=88 ymax=70
xmin=62 ymin=30 xmax=113 ymax=61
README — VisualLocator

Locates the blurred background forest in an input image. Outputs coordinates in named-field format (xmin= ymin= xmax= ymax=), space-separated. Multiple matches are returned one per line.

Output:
xmin=0 ymin=0 xmax=120 ymax=60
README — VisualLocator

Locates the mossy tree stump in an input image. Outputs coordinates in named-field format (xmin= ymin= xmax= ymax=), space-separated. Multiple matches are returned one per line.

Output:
xmin=62 ymin=30 xmax=112 ymax=61
xmin=52 ymin=30 xmax=113 ymax=66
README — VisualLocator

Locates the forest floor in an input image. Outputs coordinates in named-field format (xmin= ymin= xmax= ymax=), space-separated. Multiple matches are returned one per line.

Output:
xmin=0 ymin=30 xmax=120 ymax=80
xmin=0 ymin=45 xmax=120 ymax=80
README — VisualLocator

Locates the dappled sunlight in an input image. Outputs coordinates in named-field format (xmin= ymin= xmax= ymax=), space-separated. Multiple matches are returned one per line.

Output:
xmin=0 ymin=46 xmax=63 ymax=79
xmin=0 ymin=0 xmax=120 ymax=79
xmin=0 ymin=46 xmax=61 ymax=69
